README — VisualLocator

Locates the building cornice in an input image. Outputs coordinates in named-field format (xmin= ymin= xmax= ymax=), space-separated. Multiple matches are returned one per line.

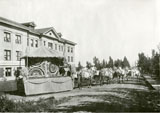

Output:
xmin=0 ymin=17 xmax=76 ymax=46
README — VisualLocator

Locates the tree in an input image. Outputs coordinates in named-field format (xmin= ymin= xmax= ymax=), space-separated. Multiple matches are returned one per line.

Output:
xmin=114 ymin=59 xmax=123 ymax=68
xmin=86 ymin=61 xmax=92 ymax=69
xmin=77 ymin=61 xmax=83 ymax=71
xmin=151 ymin=52 xmax=159 ymax=77
xmin=152 ymin=49 xmax=155 ymax=58
xmin=108 ymin=56 xmax=114 ymax=68
xmin=137 ymin=53 xmax=150 ymax=73
xmin=102 ymin=59 xmax=106 ymax=68
xmin=93 ymin=56 xmax=101 ymax=70
xmin=105 ymin=61 xmax=108 ymax=68
xmin=157 ymin=43 xmax=160 ymax=78
xmin=122 ymin=56 xmax=130 ymax=68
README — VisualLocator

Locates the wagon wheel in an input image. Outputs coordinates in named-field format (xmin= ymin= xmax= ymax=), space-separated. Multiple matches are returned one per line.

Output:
xmin=49 ymin=63 xmax=59 ymax=74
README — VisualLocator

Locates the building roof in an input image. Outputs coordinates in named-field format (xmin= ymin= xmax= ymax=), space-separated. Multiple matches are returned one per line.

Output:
xmin=61 ymin=38 xmax=77 ymax=45
xmin=35 ymin=27 xmax=53 ymax=34
xmin=35 ymin=27 xmax=61 ymax=39
xmin=0 ymin=17 xmax=39 ymax=35
xmin=22 ymin=46 xmax=63 ymax=58
xmin=0 ymin=17 xmax=76 ymax=45
xmin=0 ymin=17 xmax=28 ymax=30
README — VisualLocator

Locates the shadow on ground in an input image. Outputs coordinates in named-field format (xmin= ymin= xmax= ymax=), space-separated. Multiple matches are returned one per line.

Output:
xmin=50 ymin=77 xmax=160 ymax=112
xmin=52 ymin=88 xmax=160 ymax=112
xmin=2 ymin=75 xmax=160 ymax=112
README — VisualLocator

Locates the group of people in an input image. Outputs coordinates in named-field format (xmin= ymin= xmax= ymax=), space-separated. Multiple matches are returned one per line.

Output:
xmin=74 ymin=66 xmax=141 ymax=89
xmin=76 ymin=69 xmax=104 ymax=89
xmin=14 ymin=65 xmax=141 ymax=90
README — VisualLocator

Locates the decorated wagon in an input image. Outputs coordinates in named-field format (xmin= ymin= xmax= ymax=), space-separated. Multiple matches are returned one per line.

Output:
xmin=17 ymin=46 xmax=74 ymax=95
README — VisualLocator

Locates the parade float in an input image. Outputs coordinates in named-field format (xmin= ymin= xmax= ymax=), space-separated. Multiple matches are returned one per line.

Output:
xmin=18 ymin=46 xmax=74 ymax=95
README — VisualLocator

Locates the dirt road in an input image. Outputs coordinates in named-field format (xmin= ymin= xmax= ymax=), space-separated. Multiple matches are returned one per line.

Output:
xmin=52 ymin=77 xmax=160 ymax=112
xmin=6 ymin=76 xmax=160 ymax=112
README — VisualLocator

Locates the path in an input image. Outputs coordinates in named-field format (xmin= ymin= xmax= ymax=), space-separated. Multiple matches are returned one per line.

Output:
xmin=5 ymin=75 xmax=160 ymax=112
xmin=143 ymin=74 xmax=160 ymax=90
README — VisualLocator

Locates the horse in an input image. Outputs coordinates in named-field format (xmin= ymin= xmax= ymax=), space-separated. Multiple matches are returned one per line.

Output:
xmin=112 ymin=67 xmax=126 ymax=83
xmin=92 ymin=70 xmax=101 ymax=85
xmin=100 ymin=68 xmax=113 ymax=84
xmin=132 ymin=69 xmax=141 ymax=81
xmin=126 ymin=70 xmax=132 ymax=81
xmin=78 ymin=69 xmax=93 ymax=88
xmin=113 ymin=71 xmax=121 ymax=83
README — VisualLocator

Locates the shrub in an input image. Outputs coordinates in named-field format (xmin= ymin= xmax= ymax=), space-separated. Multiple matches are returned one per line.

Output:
xmin=0 ymin=95 xmax=15 ymax=112
xmin=0 ymin=95 xmax=57 ymax=112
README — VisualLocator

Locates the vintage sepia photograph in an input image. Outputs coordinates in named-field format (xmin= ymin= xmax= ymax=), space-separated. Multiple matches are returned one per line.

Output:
xmin=0 ymin=0 xmax=160 ymax=112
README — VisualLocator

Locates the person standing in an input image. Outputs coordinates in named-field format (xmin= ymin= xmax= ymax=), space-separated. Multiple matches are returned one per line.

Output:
xmin=77 ymin=71 xmax=82 ymax=89
xmin=99 ymin=70 xmax=103 ymax=86
xmin=88 ymin=75 xmax=92 ymax=88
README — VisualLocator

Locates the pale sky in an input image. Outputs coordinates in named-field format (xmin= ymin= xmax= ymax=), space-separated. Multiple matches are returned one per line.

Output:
xmin=0 ymin=0 xmax=159 ymax=66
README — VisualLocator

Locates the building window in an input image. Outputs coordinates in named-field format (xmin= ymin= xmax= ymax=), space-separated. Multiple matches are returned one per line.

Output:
xmin=4 ymin=50 xmax=11 ymax=61
xmin=27 ymin=38 xmax=29 ymax=46
xmin=35 ymin=40 xmax=38 ymax=47
xmin=71 ymin=48 xmax=73 ymax=53
xmin=68 ymin=56 xmax=70 ymax=62
xmin=5 ymin=68 xmax=12 ymax=77
xmin=15 ymin=35 xmax=21 ymax=44
xmin=31 ymin=39 xmax=34 ymax=47
xmin=61 ymin=46 xmax=63 ymax=51
xmin=48 ymin=42 xmax=53 ymax=49
xmin=68 ymin=47 xmax=70 ymax=52
xmin=44 ymin=41 xmax=46 ymax=46
xmin=59 ymin=45 xmax=61 ymax=51
xmin=55 ymin=44 xmax=57 ymax=50
xmin=71 ymin=56 xmax=73 ymax=62
xmin=4 ymin=32 xmax=11 ymax=42
xmin=16 ymin=51 xmax=21 ymax=61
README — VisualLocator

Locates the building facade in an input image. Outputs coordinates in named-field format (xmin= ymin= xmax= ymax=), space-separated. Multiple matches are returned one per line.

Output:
xmin=0 ymin=17 xmax=76 ymax=81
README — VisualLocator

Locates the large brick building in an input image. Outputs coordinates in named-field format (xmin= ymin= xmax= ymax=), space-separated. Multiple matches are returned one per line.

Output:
xmin=0 ymin=17 xmax=76 ymax=81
